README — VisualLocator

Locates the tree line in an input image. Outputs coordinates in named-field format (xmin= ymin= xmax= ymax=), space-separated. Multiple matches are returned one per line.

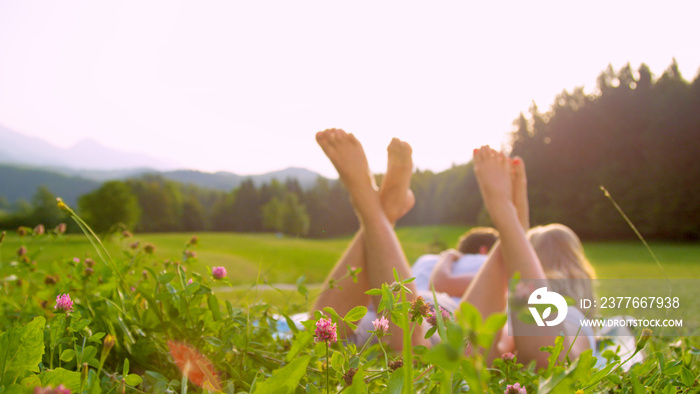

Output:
xmin=0 ymin=166 xmax=474 ymax=239
xmin=1 ymin=60 xmax=698 ymax=240
xmin=0 ymin=175 xmax=358 ymax=238
xmin=511 ymin=60 xmax=700 ymax=241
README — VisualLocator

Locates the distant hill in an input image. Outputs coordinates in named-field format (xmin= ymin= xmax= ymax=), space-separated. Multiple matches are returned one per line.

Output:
xmin=0 ymin=164 xmax=325 ymax=207
xmin=243 ymin=167 xmax=324 ymax=188
xmin=0 ymin=124 xmax=178 ymax=170
xmin=167 ymin=167 xmax=323 ymax=190
xmin=54 ymin=167 xmax=160 ymax=182
xmin=0 ymin=124 xmax=327 ymax=205
xmin=57 ymin=167 xmax=323 ymax=190
xmin=0 ymin=164 xmax=101 ymax=206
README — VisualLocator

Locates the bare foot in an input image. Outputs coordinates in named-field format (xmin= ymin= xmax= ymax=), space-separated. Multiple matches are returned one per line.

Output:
xmin=473 ymin=146 xmax=514 ymax=224
xmin=380 ymin=138 xmax=415 ymax=223
xmin=510 ymin=156 xmax=529 ymax=230
xmin=316 ymin=129 xmax=380 ymax=219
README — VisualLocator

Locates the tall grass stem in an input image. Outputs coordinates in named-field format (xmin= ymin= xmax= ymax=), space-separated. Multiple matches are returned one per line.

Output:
xmin=600 ymin=186 xmax=671 ymax=292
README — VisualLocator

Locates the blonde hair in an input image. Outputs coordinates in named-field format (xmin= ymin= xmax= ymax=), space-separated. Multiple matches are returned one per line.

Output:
xmin=527 ymin=224 xmax=596 ymax=303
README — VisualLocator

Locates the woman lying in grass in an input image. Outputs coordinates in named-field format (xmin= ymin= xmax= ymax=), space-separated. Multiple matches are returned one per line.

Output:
xmin=465 ymin=146 xmax=596 ymax=366
xmin=311 ymin=129 xmax=595 ymax=366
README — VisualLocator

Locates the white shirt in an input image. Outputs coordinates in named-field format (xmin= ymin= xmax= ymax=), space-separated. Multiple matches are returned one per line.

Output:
xmin=411 ymin=253 xmax=488 ymax=303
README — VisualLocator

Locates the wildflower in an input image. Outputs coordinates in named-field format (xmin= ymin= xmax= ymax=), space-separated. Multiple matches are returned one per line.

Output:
xmin=505 ymin=383 xmax=527 ymax=394
xmin=34 ymin=384 xmax=71 ymax=394
xmin=101 ymin=334 xmax=116 ymax=364
xmin=575 ymin=390 xmax=584 ymax=394
xmin=54 ymin=294 xmax=74 ymax=313
xmin=55 ymin=223 xmax=67 ymax=235
xmin=56 ymin=198 xmax=72 ymax=214
xmin=636 ymin=328 xmax=653 ymax=351
xmin=185 ymin=250 xmax=197 ymax=259
xmin=372 ymin=316 xmax=389 ymax=336
xmin=130 ymin=241 xmax=140 ymax=249
xmin=84 ymin=267 xmax=94 ymax=276
xmin=168 ymin=340 xmax=221 ymax=391
xmin=314 ymin=317 xmax=338 ymax=344
xmin=144 ymin=243 xmax=155 ymax=254
xmin=103 ymin=334 xmax=116 ymax=352
xmin=130 ymin=286 xmax=136 ymax=292
xmin=212 ymin=266 xmax=227 ymax=279
xmin=409 ymin=296 xmax=431 ymax=322
xmin=426 ymin=306 xmax=452 ymax=327
xmin=73 ymin=257 xmax=80 ymax=264
xmin=84 ymin=258 xmax=95 ymax=267
xmin=187 ymin=235 xmax=198 ymax=247
xmin=81 ymin=363 xmax=88 ymax=382
xmin=502 ymin=352 xmax=515 ymax=363
xmin=34 ymin=224 xmax=45 ymax=235
xmin=389 ymin=281 xmax=403 ymax=293
xmin=17 ymin=246 xmax=27 ymax=257
xmin=188 ymin=279 xmax=194 ymax=285
xmin=342 ymin=367 xmax=357 ymax=386
xmin=122 ymin=230 xmax=133 ymax=238
xmin=388 ymin=358 xmax=403 ymax=371
xmin=142 ymin=270 xmax=149 ymax=279
xmin=17 ymin=227 xmax=28 ymax=237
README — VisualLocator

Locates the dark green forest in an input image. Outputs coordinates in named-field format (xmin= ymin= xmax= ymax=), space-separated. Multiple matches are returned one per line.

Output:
xmin=511 ymin=61 xmax=700 ymax=241
xmin=2 ymin=61 xmax=698 ymax=241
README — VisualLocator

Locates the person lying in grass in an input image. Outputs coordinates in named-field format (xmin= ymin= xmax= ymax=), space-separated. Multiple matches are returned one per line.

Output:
xmin=465 ymin=146 xmax=596 ymax=366
xmin=414 ymin=226 xmax=499 ymax=303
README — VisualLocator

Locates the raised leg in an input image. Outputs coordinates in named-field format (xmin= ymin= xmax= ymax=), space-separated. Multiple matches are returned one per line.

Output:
xmin=473 ymin=146 xmax=544 ymax=281
xmin=468 ymin=146 xmax=586 ymax=366
xmin=312 ymin=130 xmax=424 ymax=349
xmin=511 ymin=156 xmax=529 ymax=230
xmin=464 ymin=153 xmax=531 ymax=359
xmin=312 ymin=137 xmax=413 ymax=328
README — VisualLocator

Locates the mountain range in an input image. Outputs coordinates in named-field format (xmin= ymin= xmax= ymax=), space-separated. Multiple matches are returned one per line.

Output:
xmin=0 ymin=124 xmax=325 ymax=206
xmin=0 ymin=124 xmax=178 ymax=170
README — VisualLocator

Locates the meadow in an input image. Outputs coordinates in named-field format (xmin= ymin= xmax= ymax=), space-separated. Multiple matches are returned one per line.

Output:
xmin=1 ymin=224 xmax=699 ymax=393
xmin=4 ymin=225 xmax=698 ymax=281
xmin=3 ymin=226 xmax=698 ymax=311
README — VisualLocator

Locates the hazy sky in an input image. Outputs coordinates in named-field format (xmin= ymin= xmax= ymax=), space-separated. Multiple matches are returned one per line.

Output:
xmin=1 ymin=1 xmax=698 ymax=177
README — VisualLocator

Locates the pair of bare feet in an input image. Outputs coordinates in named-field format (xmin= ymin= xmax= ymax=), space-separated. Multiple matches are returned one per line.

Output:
xmin=315 ymin=128 xmax=414 ymax=224
xmin=314 ymin=130 xmax=533 ymax=353
xmin=316 ymin=132 xmax=530 ymax=247
xmin=473 ymin=146 xmax=529 ymax=231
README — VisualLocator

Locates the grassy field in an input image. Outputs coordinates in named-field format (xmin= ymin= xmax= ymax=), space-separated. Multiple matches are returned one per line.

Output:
xmin=2 ymin=226 xmax=698 ymax=311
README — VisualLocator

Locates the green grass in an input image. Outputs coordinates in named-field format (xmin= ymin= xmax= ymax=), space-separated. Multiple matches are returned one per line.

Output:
xmin=2 ymin=226 xmax=698 ymax=311
xmin=585 ymin=241 xmax=700 ymax=279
